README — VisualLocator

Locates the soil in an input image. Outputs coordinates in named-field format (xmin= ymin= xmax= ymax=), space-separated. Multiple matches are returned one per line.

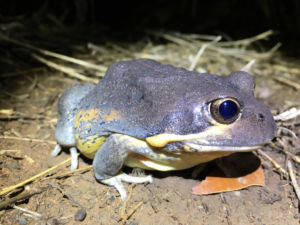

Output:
xmin=1 ymin=69 xmax=300 ymax=225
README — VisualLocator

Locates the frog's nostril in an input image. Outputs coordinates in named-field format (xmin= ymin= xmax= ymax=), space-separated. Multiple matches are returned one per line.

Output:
xmin=257 ymin=113 xmax=265 ymax=122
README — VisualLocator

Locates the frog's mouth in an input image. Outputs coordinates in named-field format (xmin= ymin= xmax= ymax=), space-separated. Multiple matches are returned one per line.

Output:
xmin=146 ymin=125 xmax=265 ymax=152
xmin=182 ymin=141 xmax=263 ymax=153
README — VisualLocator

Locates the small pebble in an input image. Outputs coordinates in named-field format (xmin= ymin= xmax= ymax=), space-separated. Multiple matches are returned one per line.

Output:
xmin=14 ymin=174 xmax=20 ymax=179
xmin=75 ymin=209 xmax=86 ymax=221
xmin=0 ymin=174 xmax=8 ymax=179
xmin=233 ymin=191 xmax=241 ymax=197
xmin=108 ymin=196 xmax=115 ymax=203
xmin=294 ymin=213 xmax=300 ymax=219
xmin=143 ymin=197 xmax=149 ymax=204
xmin=19 ymin=217 xmax=26 ymax=225
xmin=128 ymin=222 xmax=138 ymax=225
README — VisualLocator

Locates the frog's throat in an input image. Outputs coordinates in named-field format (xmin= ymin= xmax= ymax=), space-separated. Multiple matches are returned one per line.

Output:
xmin=146 ymin=125 xmax=263 ymax=151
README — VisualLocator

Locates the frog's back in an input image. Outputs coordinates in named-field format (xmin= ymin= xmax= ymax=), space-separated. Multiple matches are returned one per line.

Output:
xmin=74 ymin=59 xmax=261 ymax=141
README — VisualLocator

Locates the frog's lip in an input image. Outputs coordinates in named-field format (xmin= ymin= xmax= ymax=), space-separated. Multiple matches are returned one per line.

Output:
xmin=182 ymin=142 xmax=263 ymax=153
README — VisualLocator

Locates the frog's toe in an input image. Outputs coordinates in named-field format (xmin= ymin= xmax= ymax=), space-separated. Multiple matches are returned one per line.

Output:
xmin=70 ymin=147 xmax=78 ymax=171
xmin=101 ymin=172 xmax=153 ymax=201
xmin=51 ymin=145 xmax=62 ymax=158
xmin=120 ymin=172 xmax=153 ymax=184
xmin=131 ymin=168 xmax=146 ymax=177
xmin=101 ymin=174 xmax=128 ymax=201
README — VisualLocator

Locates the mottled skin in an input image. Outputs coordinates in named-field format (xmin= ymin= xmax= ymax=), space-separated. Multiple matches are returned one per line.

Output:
xmin=53 ymin=59 xmax=277 ymax=201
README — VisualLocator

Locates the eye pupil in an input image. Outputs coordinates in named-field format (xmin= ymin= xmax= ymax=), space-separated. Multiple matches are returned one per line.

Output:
xmin=210 ymin=98 xmax=241 ymax=124
xmin=219 ymin=100 xmax=238 ymax=120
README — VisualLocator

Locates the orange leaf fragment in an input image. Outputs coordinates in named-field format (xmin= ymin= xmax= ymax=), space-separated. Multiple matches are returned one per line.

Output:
xmin=192 ymin=153 xmax=265 ymax=195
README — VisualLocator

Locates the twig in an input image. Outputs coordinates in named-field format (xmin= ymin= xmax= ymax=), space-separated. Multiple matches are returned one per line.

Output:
xmin=47 ymin=182 xmax=87 ymax=210
xmin=0 ymin=156 xmax=74 ymax=196
xmin=119 ymin=200 xmax=144 ymax=225
xmin=39 ymin=165 xmax=93 ymax=181
xmin=189 ymin=36 xmax=222 ymax=71
xmin=274 ymin=77 xmax=300 ymax=91
xmin=0 ymin=187 xmax=49 ymax=210
xmin=0 ymin=136 xmax=57 ymax=145
xmin=120 ymin=184 xmax=136 ymax=218
xmin=31 ymin=54 xmax=99 ymax=84
xmin=13 ymin=205 xmax=43 ymax=218
xmin=171 ymin=216 xmax=183 ymax=225
xmin=287 ymin=160 xmax=300 ymax=203
xmin=257 ymin=149 xmax=288 ymax=176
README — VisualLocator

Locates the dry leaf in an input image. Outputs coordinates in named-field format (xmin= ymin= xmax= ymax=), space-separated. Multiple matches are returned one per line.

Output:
xmin=192 ymin=152 xmax=264 ymax=195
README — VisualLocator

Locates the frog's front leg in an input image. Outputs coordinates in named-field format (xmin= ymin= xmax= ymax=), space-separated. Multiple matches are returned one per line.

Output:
xmin=93 ymin=134 xmax=153 ymax=201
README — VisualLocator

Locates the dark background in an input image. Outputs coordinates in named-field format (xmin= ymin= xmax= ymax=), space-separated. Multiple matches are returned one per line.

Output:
xmin=0 ymin=0 xmax=299 ymax=55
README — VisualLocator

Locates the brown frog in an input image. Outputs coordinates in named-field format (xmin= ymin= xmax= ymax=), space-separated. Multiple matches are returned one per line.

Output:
xmin=52 ymin=59 xmax=276 ymax=200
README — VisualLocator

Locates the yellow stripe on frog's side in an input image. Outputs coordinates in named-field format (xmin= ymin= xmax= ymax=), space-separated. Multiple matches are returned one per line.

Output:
xmin=74 ymin=108 xmax=101 ymax=130
xmin=75 ymin=133 xmax=107 ymax=159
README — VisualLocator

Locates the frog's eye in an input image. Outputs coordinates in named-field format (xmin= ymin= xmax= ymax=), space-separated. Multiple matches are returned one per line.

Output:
xmin=210 ymin=98 xmax=241 ymax=124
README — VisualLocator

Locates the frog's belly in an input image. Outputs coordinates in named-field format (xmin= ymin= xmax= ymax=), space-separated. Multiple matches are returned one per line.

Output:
xmin=124 ymin=151 xmax=231 ymax=171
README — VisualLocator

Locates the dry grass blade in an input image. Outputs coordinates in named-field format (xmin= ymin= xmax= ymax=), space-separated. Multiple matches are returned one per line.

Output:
xmin=47 ymin=182 xmax=87 ymax=210
xmin=0 ymin=150 xmax=21 ymax=154
xmin=0 ymin=67 xmax=46 ymax=78
xmin=189 ymin=36 xmax=222 ymax=71
xmin=39 ymin=165 xmax=93 ymax=181
xmin=13 ymin=205 xmax=43 ymax=218
xmin=0 ymin=34 xmax=107 ymax=72
xmin=283 ymin=150 xmax=300 ymax=164
xmin=274 ymin=107 xmax=300 ymax=121
xmin=0 ymin=156 xmax=74 ymax=196
xmin=274 ymin=77 xmax=300 ymax=91
xmin=0 ymin=136 xmax=57 ymax=145
xmin=241 ymin=60 xmax=256 ymax=72
xmin=287 ymin=161 xmax=300 ymax=203
xmin=257 ymin=149 xmax=288 ymax=176
xmin=214 ymin=30 xmax=274 ymax=47
xmin=120 ymin=184 xmax=136 ymax=218
xmin=119 ymin=200 xmax=144 ymax=225
xmin=31 ymin=54 xmax=99 ymax=84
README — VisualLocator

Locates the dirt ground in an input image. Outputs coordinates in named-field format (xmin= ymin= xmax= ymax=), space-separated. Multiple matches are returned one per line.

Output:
xmin=1 ymin=64 xmax=300 ymax=225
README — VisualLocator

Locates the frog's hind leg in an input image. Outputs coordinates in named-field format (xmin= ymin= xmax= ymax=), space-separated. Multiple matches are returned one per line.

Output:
xmin=93 ymin=134 xmax=153 ymax=201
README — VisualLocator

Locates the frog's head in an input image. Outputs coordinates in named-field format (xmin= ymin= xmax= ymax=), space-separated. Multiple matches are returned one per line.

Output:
xmin=146 ymin=71 xmax=277 ymax=155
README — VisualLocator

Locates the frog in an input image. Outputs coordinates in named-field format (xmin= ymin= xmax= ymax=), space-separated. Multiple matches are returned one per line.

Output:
xmin=52 ymin=58 xmax=276 ymax=201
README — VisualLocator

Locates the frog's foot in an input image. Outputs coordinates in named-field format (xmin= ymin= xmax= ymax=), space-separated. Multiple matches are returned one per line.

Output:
xmin=51 ymin=144 xmax=62 ymax=158
xmin=215 ymin=158 xmax=231 ymax=177
xmin=191 ymin=163 xmax=207 ymax=178
xmin=101 ymin=172 xmax=153 ymax=201
xmin=69 ymin=147 xmax=78 ymax=171
xmin=131 ymin=168 xmax=146 ymax=177
xmin=51 ymin=145 xmax=78 ymax=171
